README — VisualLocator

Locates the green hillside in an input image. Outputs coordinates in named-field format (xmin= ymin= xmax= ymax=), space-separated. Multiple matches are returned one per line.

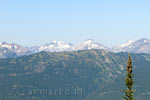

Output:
xmin=0 ymin=49 xmax=150 ymax=100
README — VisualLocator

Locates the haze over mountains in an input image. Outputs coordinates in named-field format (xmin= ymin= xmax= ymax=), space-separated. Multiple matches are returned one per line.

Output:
xmin=0 ymin=38 xmax=150 ymax=58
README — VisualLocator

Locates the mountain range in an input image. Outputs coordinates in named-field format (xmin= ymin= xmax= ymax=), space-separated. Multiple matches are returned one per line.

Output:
xmin=0 ymin=38 xmax=150 ymax=58
xmin=0 ymin=49 xmax=150 ymax=100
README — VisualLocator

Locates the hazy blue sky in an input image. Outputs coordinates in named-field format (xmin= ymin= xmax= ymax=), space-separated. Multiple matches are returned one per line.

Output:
xmin=0 ymin=0 xmax=150 ymax=47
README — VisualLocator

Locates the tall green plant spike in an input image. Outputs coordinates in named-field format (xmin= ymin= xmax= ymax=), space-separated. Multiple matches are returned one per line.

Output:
xmin=122 ymin=54 xmax=135 ymax=100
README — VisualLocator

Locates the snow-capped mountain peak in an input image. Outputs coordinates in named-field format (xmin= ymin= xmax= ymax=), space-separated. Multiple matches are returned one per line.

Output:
xmin=1 ymin=38 xmax=150 ymax=58
xmin=83 ymin=39 xmax=95 ymax=44
xmin=51 ymin=40 xmax=65 ymax=44
xmin=136 ymin=38 xmax=150 ymax=43
xmin=0 ymin=42 xmax=12 ymax=49
xmin=119 ymin=40 xmax=134 ymax=48
xmin=38 ymin=40 xmax=72 ymax=52
xmin=29 ymin=39 xmax=111 ymax=53
xmin=73 ymin=39 xmax=110 ymax=50
xmin=113 ymin=38 xmax=150 ymax=53
xmin=0 ymin=42 xmax=20 ymax=50
xmin=0 ymin=42 xmax=31 ymax=57
xmin=51 ymin=40 xmax=57 ymax=44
